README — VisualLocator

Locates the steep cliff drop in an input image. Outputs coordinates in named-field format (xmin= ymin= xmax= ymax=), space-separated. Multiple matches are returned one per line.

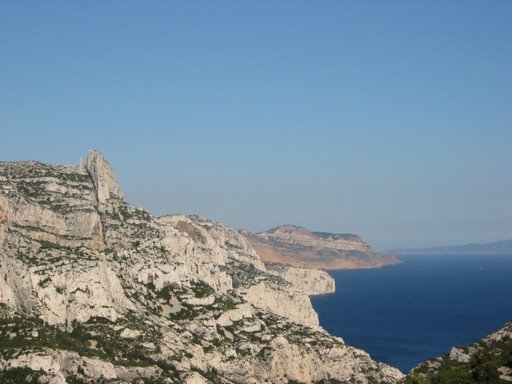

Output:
xmin=0 ymin=151 xmax=404 ymax=384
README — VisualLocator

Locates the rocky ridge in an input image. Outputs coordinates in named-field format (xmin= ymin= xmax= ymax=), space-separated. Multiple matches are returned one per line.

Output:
xmin=243 ymin=225 xmax=399 ymax=270
xmin=0 ymin=151 xmax=403 ymax=384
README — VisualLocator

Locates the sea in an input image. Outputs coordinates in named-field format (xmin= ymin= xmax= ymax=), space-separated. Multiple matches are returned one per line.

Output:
xmin=310 ymin=254 xmax=512 ymax=373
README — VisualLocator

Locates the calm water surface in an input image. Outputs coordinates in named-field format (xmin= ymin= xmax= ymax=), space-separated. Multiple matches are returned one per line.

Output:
xmin=310 ymin=254 xmax=512 ymax=373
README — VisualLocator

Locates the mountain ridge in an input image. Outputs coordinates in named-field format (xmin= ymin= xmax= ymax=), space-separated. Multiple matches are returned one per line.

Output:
xmin=0 ymin=151 xmax=403 ymax=384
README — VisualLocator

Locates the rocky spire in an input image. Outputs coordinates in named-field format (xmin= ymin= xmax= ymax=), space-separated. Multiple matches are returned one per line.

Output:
xmin=85 ymin=150 xmax=124 ymax=205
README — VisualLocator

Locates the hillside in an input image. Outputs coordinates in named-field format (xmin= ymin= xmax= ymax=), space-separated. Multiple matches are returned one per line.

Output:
xmin=404 ymin=322 xmax=512 ymax=383
xmin=0 ymin=151 xmax=403 ymax=384
xmin=243 ymin=225 xmax=399 ymax=270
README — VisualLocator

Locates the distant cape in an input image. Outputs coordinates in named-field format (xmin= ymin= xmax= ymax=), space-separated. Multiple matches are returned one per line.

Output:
xmin=393 ymin=239 xmax=512 ymax=254
xmin=242 ymin=224 xmax=400 ymax=269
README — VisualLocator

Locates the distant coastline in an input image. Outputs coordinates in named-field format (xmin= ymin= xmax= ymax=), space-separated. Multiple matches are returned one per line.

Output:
xmin=391 ymin=239 xmax=512 ymax=255
xmin=396 ymin=251 xmax=512 ymax=255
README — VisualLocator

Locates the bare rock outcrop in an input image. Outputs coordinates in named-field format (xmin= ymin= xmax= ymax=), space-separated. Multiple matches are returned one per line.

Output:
xmin=85 ymin=149 xmax=124 ymax=205
xmin=265 ymin=263 xmax=336 ymax=296
xmin=0 ymin=160 xmax=104 ymax=250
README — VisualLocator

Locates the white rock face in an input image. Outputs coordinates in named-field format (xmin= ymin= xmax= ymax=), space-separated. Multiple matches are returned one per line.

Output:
xmin=0 ymin=161 xmax=104 ymax=250
xmin=85 ymin=150 xmax=124 ymax=205
xmin=240 ymin=281 xmax=320 ymax=328
xmin=0 ymin=152 xmax=404 ymax=384
xmin=449 ymin=347 xmax=471 ymax=363
xmin=499 ymin=366 xmax=512 ymax=382
xmin=266 ymin=263 xmax=336 ymax=296
xmin=484 ymin=321 xmax=512 ymax=343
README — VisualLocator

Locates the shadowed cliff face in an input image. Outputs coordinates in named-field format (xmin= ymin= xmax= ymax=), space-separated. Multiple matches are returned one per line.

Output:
xmin=243 ymin=225 xmax=400 ymax=270
xmin=0 ymin=152 xmax=404 ymax=384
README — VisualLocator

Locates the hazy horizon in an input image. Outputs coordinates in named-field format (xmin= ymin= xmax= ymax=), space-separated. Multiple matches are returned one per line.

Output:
xmin=1 ymin=1 xmax=511 ymax=250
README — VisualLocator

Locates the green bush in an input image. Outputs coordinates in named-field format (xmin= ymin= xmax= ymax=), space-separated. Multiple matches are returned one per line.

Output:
xmin=0 ymin=368 xmax=44 ymax=384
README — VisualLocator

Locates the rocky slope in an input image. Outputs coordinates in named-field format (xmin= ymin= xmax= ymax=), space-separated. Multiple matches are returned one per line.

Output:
xmin=243 ymin=225 xmax=399 ymax=270
xmin=0 ymin=151 xmax=403 ymax=384
xmin=404 ymin=322 xmax=512 ymax=383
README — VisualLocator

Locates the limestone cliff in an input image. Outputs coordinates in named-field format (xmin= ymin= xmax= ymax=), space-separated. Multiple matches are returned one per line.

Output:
xmin=85 ymin=150 xmax=124 ymax=205
xmin=265 ymin=263 xmax=335 ymax=296
xmin=243 ymin=225 xmax=400 ymax=270
xmin=0 ymin=152 xmax=404 ymax=384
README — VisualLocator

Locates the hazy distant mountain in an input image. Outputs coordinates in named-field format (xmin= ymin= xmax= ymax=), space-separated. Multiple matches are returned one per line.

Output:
xmin=393 ymin=239 xmax=512 ymax=254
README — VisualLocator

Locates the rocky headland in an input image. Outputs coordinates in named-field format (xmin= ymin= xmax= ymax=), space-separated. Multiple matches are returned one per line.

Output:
xmin=243 ymin=225 xmax=399 ymax=270
xmin=0 ymin=151 xmax=404 ymax=384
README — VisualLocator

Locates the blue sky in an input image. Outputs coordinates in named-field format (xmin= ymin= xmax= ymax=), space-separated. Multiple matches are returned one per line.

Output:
xmin=1 ymin=1 xmax=511 ymax=249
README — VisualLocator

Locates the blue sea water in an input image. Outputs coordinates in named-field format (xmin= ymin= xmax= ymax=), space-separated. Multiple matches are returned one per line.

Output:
xmin=310 ymin=254 xmax=512 ymax=373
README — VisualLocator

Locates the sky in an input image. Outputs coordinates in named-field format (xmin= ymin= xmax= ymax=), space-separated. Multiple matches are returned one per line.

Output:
xmin=1 ymin=1 xmax=511 ymax=250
